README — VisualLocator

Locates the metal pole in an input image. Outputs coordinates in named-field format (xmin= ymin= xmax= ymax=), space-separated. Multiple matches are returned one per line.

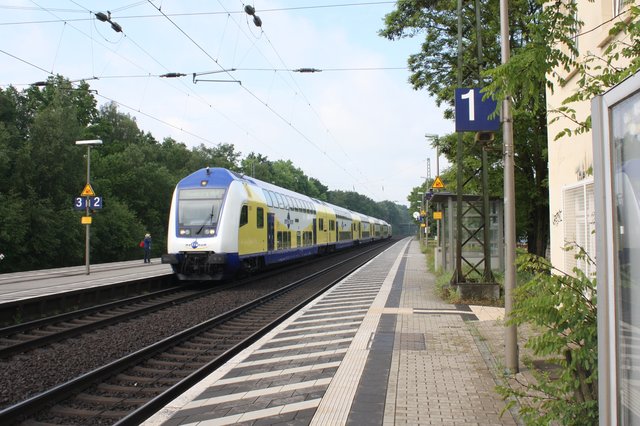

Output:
xmin=435 ymin=140 xmax=440 ymax=246
xmin=436 ymin=142 xmax=440 ymax=177
xmin=426 ymin=161 xmax=431 ymax=240
xmin=454 ymin=0 xmax=464 ymax=284
xmin=76 ymin=139 xmax=101 ymax=275
xmin=421 ymin=196 xmax=425 ymax=244
xmin=476 ymin=0 xmax=493 ymax=284
xmin=85 ymin=145 xmax=91 ymax=275
xmin=500 ymin=0 xmax=518 ymax=373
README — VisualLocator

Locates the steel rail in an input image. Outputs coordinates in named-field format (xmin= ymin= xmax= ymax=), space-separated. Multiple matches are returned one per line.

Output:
xmin=0 ymin=241 xmax=391 ymax=424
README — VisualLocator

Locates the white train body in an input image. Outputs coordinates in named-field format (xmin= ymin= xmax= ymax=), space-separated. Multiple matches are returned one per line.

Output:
xmin=162 ymin=167 xmax=392 ymax=280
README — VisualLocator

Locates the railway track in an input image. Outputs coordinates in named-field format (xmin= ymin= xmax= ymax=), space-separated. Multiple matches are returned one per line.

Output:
xmin=0 ymin=243 xmax=377 ymax=359
xmin=0 ymin=241 xmax=392 ymax=425
xmin=0 ymin=285 xmax=210 ymax=358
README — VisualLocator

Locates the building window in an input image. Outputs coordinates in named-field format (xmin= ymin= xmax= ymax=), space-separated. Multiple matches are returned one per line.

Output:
xmin=614 ymin=0 xmax=630 ymax=16
xmin=570 ymin=9 xmax=580 ymax=59
xmin=562 ymin=180 xmax=595 ymax=276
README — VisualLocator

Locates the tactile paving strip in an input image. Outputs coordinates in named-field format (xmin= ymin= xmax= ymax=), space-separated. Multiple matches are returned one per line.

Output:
xmin=150 ymin=241 xmax=408 ymax=426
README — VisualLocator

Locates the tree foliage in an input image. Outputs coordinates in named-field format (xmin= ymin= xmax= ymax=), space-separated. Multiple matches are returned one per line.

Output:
xmin=499 ymin=248 xmax=598 ymax=424
xmin=0 ymin=76 xmax=411 ymax=272
xmin=381 ymin=0 xmax=549 ymax=256
xmin=548 ymin=5 xmax=640 ymax=139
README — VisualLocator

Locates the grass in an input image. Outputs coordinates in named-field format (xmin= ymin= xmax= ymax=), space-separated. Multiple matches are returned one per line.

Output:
xmin=423 ymin=240 xmax=535 ymax=307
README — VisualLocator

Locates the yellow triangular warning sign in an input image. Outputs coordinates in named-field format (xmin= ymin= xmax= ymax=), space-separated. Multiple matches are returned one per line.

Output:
xmin=432 ymin=176 xmax=445 ymax=189
xmin=80 ymin=184 xmax=95 ymax=197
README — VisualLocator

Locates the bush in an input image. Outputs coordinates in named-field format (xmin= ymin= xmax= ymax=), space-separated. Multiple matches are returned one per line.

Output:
xmin=498 ymin=247 xmax=598 ymax=425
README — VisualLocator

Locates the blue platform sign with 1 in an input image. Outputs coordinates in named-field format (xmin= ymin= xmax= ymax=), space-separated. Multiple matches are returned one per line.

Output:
xmin=455 ymin=88 xmax=500 ymax=132
xmin=73 ymin=196 xmax=103 ymax=210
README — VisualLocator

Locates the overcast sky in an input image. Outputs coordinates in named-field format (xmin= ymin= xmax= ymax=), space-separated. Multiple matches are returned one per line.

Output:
xmin=1 ymin=1 xmax=453 ymax=206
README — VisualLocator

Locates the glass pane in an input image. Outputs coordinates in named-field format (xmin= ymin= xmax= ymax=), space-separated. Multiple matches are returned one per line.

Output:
xmin=178 ymin=188 xmax=225 ymax=230
xmin=612 ymin=90 xmax=640 ymax=424
xmin=263 ymin=189 xmax=273 ymax=207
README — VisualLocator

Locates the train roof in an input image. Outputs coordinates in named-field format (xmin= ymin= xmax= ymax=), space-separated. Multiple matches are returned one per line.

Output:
xmin=179 ymin=167 xmax=389 ymax=225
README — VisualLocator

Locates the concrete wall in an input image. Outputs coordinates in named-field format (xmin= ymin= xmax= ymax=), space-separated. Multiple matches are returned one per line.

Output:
xmin=546 ymin=1 xmax=634 ymax=272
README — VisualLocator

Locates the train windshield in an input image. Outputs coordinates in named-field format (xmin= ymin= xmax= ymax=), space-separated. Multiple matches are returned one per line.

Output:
xmin=178 ymin=188 xmax=226 ymax=234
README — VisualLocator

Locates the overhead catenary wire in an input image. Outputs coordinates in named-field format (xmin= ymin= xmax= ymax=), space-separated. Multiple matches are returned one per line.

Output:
xmin=3 ymin=1 xmax=425 ymax=200
xmin=0 ymin=11 xmax=286 ymax=161
xmin=248 ymin=13 xmax=375 ymax=195
xmin=12 ymin=1 xmax=288 ymax=159
xmin=0 ymin=44 xmax=287 ymax=159
xmin=146 ymin=0 xmax=373 ymax=194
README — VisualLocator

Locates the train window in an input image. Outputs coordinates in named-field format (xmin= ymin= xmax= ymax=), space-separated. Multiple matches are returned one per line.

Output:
xmin=319 ymin=218 xmax=324 ymax=230
xmin=257 ymin=207 xmax=264 ymax=228
xmin=293 ymin=198 xmax=301 ymax=211
xmin=239 ymin=205 xmax=248 ymax=227
xmin=178 ymin=188 xmax=225 ymax=229
xmin=329 ymin=220 xmax=335 ymax=231
xmin=285 ymin=196 xmax=294 ymax=209
xmin=275 ymin=193 xmax=285 ymax=209
xmin=263 ymin=190 xmax=273 ymax=207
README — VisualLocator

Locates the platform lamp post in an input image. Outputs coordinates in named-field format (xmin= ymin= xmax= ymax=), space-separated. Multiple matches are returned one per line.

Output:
xmin=417 ymin=191 xmax=425 ymax=242
xmin=76 ymin=139 xmax=102 ymax=275
xmin=425 ymin=134 xmax=439 ymax=176
xmin=500 ymin=0 xmax=518 ymax=373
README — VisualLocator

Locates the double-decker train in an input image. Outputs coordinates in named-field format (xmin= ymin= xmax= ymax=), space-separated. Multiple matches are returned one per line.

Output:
xmin=162 ymin=167 xmax=392 ymax=280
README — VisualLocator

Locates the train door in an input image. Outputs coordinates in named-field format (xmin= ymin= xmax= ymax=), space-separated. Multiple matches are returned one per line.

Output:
xmin=313 ymin=218 xmax=317 ymax=245
xmin=267 ymin=213 xmax=275 ymax=251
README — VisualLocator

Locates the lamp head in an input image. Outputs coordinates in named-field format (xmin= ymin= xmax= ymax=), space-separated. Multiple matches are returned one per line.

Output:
xmin=75 ymin=140 xmax=103 ymax=146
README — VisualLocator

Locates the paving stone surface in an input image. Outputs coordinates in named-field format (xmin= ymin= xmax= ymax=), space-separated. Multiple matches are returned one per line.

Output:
xmin=143 ymin=238 xmax=524 ymax=425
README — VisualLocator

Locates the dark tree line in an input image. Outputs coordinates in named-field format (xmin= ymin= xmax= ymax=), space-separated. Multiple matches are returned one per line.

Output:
xmin=0 ymin=76 xmax=410 ymax=273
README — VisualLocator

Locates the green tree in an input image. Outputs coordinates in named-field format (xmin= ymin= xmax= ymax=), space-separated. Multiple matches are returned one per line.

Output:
xmin=191 ymin=143 xmax=241 ymax=171
xmin=380 ymin=0 xmax=549 ymax=256
xmin=241 ymin=152 xmax=273 ymax=182
xmin=0 ymin=192 xmax=30 ymax=272
xmin=499 ymin=249 xmax=598 ymax=424
xmin=91 ymin=199 xmax=147 ymax=263
xmin=0 ymin=77 xmax=100 ymax=270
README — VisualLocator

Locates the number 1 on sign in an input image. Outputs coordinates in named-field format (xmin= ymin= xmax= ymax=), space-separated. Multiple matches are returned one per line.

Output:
xmin=461 ymin=89 xmax=475 ymax=121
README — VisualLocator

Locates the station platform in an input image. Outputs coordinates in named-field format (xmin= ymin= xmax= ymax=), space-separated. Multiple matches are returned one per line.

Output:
xmin=0 ymin=259 xmax=172 ymax=304
xmin=144 ymin=238 xmax=519 ymax=426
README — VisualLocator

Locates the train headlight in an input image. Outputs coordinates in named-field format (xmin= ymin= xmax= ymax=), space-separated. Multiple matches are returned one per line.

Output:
xmin=179 ymin=228 xmax=191 ymax=236
xmin=207 ymin=229 xmax=215 ymax=235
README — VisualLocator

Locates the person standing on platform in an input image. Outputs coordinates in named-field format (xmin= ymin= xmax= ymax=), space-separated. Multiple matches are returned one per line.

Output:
xmin=143 ymin=233 xmax=152 ymax=263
